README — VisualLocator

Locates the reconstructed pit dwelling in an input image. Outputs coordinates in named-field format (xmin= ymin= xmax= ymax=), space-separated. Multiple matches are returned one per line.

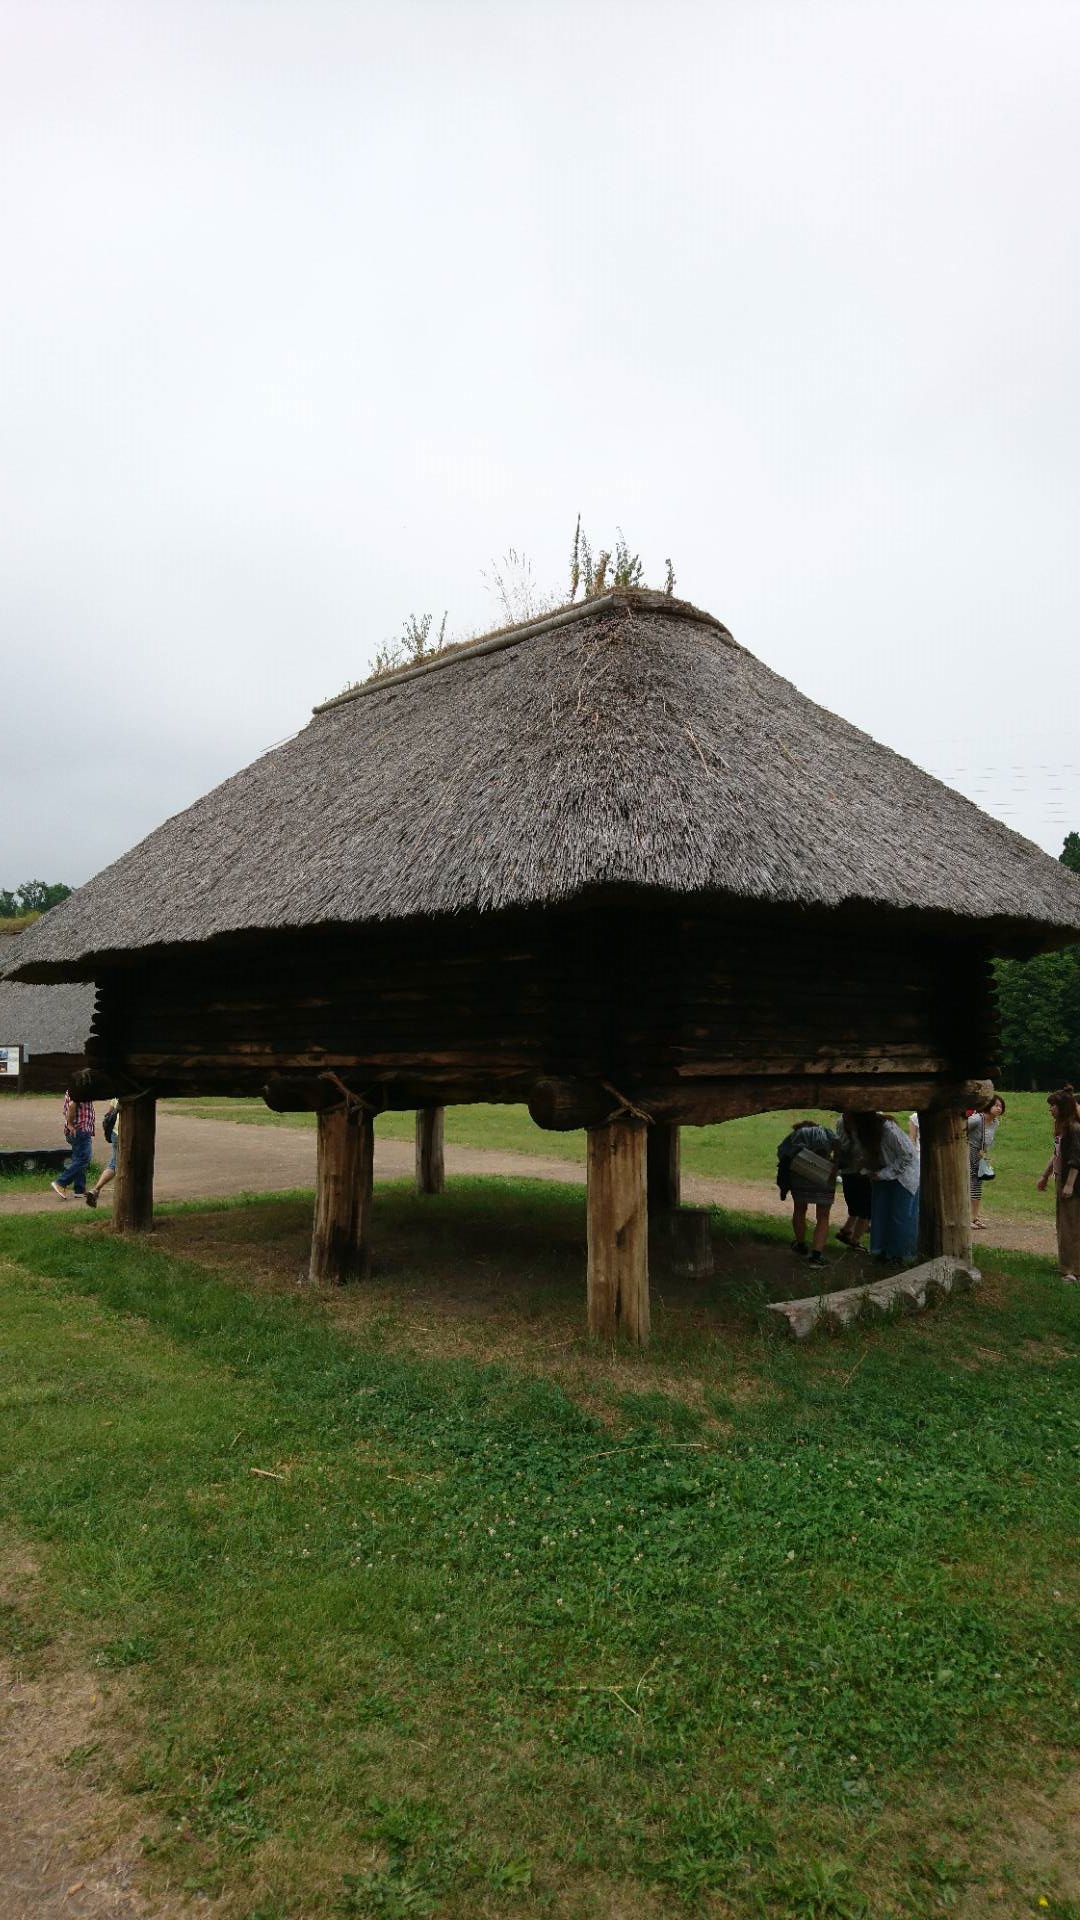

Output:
xmin=7 ymin=590 xmax=1080 ymax=1341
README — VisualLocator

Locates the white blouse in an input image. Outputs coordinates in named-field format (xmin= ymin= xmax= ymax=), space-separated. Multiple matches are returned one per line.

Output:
xmin=877 ymin=1118 xmax=921 ymax=1195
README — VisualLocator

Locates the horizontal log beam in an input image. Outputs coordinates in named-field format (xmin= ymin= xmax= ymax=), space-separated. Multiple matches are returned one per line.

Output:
xmin=529 ymin=1076 xmax=995 ymax=1131
xmin=263 ymin=1073 xmax=386 ymax=1115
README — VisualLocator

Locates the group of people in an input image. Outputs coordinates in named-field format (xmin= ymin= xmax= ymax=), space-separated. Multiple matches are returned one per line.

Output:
xmin=48 ymin=1090 xmax=118 ymax=1208
xmin=777 ymin=1109 xmax=925 ymax=1267
xmin=775 ymin=1088 xmax=1080 ymax=1280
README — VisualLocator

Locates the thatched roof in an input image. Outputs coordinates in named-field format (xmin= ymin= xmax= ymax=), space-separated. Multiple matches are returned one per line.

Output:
xmin=0 ymin=979 xmax=94 ymax=1054
xmin=6 ymin=589 xmax=1080 ymax=983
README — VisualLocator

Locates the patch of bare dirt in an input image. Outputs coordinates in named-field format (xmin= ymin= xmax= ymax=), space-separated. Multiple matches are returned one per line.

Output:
xmin=0 ymin=1546 xmax=190 ymax=1920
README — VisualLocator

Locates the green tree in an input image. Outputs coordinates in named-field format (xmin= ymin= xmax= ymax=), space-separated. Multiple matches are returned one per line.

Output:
xmin=993 ymin=833 xmax=1080 ymax=1085
xmin=0 ymin=880 xmax=72 ymax=919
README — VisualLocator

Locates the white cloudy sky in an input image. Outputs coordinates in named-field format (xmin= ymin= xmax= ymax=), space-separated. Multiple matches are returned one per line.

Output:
xmin=2 ymin=0 xmax=1077 ymax=887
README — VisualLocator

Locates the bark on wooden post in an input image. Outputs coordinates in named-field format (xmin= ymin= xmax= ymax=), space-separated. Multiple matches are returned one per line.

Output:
xmin=586 ymin=1119 xmax=649 ymax=1345
xmin=917 ymin=1106 xmax=972 ymax=1262
xmin=415 ymin=1107 xmax=445 ymax=1196
xmin=114 ymin=1094 xmax=156 ymax=1234
xmin=310 ymin=1104 xmax=374 ymax=1284
xmin=647 ymin=1121 xmax=681 ymax=1213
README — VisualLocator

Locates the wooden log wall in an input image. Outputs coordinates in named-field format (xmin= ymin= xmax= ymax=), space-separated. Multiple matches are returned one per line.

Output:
xmin=84 ymin=900 xmax=1000 ymax=1110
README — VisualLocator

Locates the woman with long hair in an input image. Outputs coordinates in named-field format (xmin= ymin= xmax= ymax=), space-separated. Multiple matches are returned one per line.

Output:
xmin=859 ymin=1110 xmax=920 ymax=1261
xmin=968 ymin=1095 xmax=1006 ymax=1231
xmin=1038 ymin=1086 xmax=1080 ymax=1284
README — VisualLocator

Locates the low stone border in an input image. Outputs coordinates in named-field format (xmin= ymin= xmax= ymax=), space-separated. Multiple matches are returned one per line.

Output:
xmin=764 ymin=1256 xmax=981 ymax=1341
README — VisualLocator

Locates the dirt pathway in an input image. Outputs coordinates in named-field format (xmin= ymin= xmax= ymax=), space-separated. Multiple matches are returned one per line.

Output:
xmin=0 ymin=1098 xmax=1056 ymax=1257
xmin=0 ymin=1544 xmax=179 ymax=1920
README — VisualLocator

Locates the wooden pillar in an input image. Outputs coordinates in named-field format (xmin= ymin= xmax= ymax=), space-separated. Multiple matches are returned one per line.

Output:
xmin=310 ymin=1104 xmax=374 ymax=1284
xmin=647 ymin=1121 xmax=681 ymax=1213
xmin=415 ymin=1107 xmax=445 ymax=1196
xmin=114 ymin=1094 xmax=156 ymax=1234
xmin=586 ymin=1119 xmax=649 ymax=1345
xmin=917 ymin=1107 xmax=972 ymax=1262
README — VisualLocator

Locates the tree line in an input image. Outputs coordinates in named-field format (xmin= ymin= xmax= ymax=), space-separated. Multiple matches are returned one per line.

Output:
xmin=0 ymin=880 xmax=73 ymax=920
xmin=994 ymin=833 xmax=1080 ymax=1087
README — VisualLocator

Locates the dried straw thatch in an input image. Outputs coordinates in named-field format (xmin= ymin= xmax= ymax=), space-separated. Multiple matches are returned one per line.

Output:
xmin=0 ymin=980 xmax=95 ymax=1056
xmin=6 ymin=590 xmax=1080 ymax=984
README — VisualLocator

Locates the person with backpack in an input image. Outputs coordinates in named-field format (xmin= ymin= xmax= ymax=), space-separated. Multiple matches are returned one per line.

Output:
xmin=85 ymin=1099 xmax=119 ymax=1208
xmin=776 ymin=1118 xmax=838 ymax=1268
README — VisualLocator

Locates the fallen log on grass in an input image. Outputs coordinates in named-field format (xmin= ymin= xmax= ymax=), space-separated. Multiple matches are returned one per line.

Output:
xmin=764 ymin=1256 xmax=981 ymax=1342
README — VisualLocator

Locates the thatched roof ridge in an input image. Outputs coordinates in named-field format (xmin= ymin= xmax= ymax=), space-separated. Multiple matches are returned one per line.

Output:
xmin=316 ymin=589 xmax=735 ymax=708
xmin=5 ymin=591 xmax=1080 ymax=983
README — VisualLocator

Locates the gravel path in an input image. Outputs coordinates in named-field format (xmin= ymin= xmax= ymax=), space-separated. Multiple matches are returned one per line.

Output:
xmin=0 ymin=1097 xmax=1055 ymax=1255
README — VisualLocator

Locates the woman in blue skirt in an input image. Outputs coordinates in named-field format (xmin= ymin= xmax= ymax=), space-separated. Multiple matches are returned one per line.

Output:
xmin=861 ymin=1112 xmax=920 ymax=1260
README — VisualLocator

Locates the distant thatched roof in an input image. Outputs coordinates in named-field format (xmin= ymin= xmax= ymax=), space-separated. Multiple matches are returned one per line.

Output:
xmin=6 ymin=589 xmax=1080 ymax=983
xmin=0 ymin=979 xmax=94 ymax=1055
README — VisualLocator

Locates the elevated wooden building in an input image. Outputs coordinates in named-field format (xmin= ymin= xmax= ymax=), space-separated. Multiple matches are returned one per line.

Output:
xmin=6 ymin=590 xmax=1080 ymax=1338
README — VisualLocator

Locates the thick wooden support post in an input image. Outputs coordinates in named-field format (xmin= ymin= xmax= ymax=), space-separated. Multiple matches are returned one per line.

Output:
xmin=310 ymin=1105 xmax=374 ymax=1284
xmin=647 ymin=1122 xmax=681 ymax=1212
xmin=586 ymin=1119 xmax=649 ymax=1345
xmin=114 ymin=1094 xmax=156 ymax=1234
xmin=917 ymin=1107 xmax=972 ymax=1262
xmin=415 ymin=1107 xmax=445 ymax=1196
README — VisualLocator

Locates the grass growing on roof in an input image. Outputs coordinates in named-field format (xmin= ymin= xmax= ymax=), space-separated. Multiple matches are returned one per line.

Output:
xmin=0 ymin=1189 xmax=1078 ymax=1917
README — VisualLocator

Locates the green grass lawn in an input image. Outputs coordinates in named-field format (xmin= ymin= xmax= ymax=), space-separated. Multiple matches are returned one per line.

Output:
xmin=1 ymin=1185 xmax=1078 ymax=1918
xmin=171 ymin=1091 xmax=1057 ymax=1223
xmin=0 ymin=1159 xmax=104 ymax=1194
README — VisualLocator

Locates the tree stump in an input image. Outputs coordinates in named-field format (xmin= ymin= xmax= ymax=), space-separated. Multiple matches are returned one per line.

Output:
xmin=586 ymin=1118 xmax=649 ymax=1344
xmin=649 ymin=1205 xmax=714 ymax=1280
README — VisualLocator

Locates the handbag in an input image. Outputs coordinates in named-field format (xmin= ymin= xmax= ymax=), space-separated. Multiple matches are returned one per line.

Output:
xmin=102 ymin=1105 xmax=118 ymax=1144
xmin=976 ymin=1156 xmax=995 ymax=1181
xmin=789 ymin=1145 xmax=835 ymax=1187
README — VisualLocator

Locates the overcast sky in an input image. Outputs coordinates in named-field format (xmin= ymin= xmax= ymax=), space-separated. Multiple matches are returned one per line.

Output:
xmin=2 ymin=0 xmax=1077 ymax=887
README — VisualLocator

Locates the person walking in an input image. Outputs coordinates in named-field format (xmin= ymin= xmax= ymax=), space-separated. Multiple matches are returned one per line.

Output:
xmin=85 ymin=1099 xmax=119 ymax=1208
xmin=776 ymin=1118 xmax=838 ymax=1268
xmin=1038 ymin=1086 xmax=1080 ymax=1284
xmin=968 ymin=1096 xmax=1006 ymax=1231
xmin=50 ymin=1088 xmax=95 ymax=1199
